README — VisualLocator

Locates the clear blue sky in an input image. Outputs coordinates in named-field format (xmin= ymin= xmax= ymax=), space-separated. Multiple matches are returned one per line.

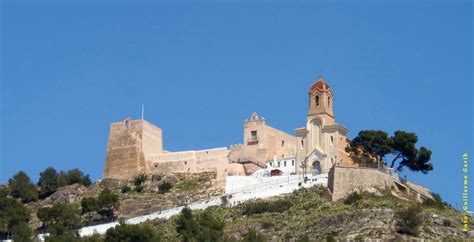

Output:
xmin=1 ymin=1 xmax=472 ymax=209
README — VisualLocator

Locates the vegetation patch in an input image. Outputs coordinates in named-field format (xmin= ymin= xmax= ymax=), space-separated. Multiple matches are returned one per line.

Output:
xmin=241 ymin=199 xmax=292 ymax=216
xmin=343 ymin=192 xmax=363 ymax=205
xmin=396 ymin=204 xmax=423 ymax=236
xmin=158 ymin=182 xmax=173 ymax=194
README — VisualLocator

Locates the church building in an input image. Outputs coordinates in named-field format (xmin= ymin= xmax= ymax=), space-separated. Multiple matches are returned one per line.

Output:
xmin=295 ymin=76 xmax=355 ymax=176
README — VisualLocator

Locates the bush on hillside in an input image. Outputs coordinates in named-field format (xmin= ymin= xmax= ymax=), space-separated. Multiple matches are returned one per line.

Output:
xmin=38 ymin=202 xmax=82 ymax=241
xmin=0 ymin=196 xmax=31 ymax=238
xmin=241 ymin=228 xmax=266 ymax=242
xmin=133 ymin=173 xmax=148 ymax=187
xmin=423 ymin=193 xmax=447 ymax=209
xmin=176 ymin=207 xmax=225 ymax=242
xmin=241 ymin=199 xmax=292 ymax=216
xmin=396 ymin=205 xmax=423 ymax=236
xmin=105 ymin=222 xmax=161 ymax=242
xmin=121 ymin=185 xmax=131 ymax=194
xmin=343 ymin=192 xmax=363 ymax=205
xmin=97 ymin=188 xmax=120 ymax=219
xmin=158 ymin=182 xmax=172 ymax=194
xmin=12 ymin=222 xmax=33 ymax=242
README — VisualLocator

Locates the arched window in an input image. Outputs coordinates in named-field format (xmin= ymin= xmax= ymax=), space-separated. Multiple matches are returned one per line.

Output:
xmin=330 ymin=136 xmax=334 ymax=145
xmin=312 ymin=161 xmax=321 ymax=175
xmin=328 ymin=97 xmax=331 ymax=107
xmin=315 ymin=95 xmax=320 ymax=106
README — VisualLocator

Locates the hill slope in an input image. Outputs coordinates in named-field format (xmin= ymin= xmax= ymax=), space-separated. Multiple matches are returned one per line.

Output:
xmin=141 ymin=186 xmax=472 ymax=241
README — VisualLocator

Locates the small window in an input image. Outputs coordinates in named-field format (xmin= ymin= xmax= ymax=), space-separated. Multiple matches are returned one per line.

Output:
xmin=315 ymin=95 xmax=320 ymax=106
xmin=301 ymin=140 xmax=304 ymax=149
xmin=281 ymin=140 xmax=285 ymax=147
xmin=292 ymin=160 xmax=295 ymax=166
xmin=269 ymin=162 xmax=273 ymax=167
xmin=251 ymin=131 xmax=258 ymax=141
xmin=328 ymin=97 xmax=331 ymax=107
xmin=278 ymin=161 xmax=281 ymax=167
xmin=330 ymin=136 xmax=334 ymax=145
xmin=284 ymin=161 xmax=287 ymax=167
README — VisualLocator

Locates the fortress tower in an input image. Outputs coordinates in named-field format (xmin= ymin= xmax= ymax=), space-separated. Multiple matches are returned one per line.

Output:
xmin=295 ymin=76 xmax=353 ymax=176
xmin=103 ymin=118 xmax=163 ymax=179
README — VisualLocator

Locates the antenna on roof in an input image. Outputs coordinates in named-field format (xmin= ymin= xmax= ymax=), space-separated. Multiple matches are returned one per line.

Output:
xmin=141 ymin=104 xmax=144 ymax=121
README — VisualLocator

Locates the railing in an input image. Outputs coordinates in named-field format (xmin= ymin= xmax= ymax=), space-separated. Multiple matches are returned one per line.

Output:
xmin=226 ymin=176 xmax=298 ymax=194
xmin=226 ymin=174 xmax=328 ymax=195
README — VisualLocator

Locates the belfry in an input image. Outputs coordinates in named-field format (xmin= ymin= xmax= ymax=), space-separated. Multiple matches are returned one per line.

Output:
xmin=295 ymin=76 xmax=355 ymax=176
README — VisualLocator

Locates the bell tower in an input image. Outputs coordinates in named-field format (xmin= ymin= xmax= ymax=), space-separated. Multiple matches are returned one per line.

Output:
xmin=308 ymin=75 xmax=334 ymax=118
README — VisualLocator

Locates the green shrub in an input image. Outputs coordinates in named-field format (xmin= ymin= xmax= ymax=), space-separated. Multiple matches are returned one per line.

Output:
xmin=396 ymin=205 xmax=423 ymax=236
xmin=241 ymin=228 xmax=266 ymax=242
xmin=242 ymin=199 xmax=292 ymax=216
xmin=82 ymin=234 xmax=104 ymax=242
xmin=175 ymin=207 xmax=224 ymax=242
xmin=175 ymin=179 xmax=199 ymax=191
xmin=423 ymin=193 xmax=447 ymax=209
xmin=0 ymin=196 xmax=30 ymax=236
xmin=121 ymin=185 xmax=131 ymax=194
xmin=133 ymin=173 xmax=148 ymax=187
xmin=343 ymin=192 xmax=362 ymax=205
xmin=326 ymin=236 xmax=336 ymax=242
xmin=38 ymin=203 xmax=82 ymax=241
xmin=443 ymin=219 xmax=452 ymax=227
xmin=134 ymin=185 xmax=145 ymax=193
xmin=158 ymin=182 xmax=172 ymax=194
xmin=105 ymin=223 xmax=161 ymax=242
xmin=97 ymin=188 xmax=120 ymax=219
xmin=12 ymin=222 xmax=33 ymax=242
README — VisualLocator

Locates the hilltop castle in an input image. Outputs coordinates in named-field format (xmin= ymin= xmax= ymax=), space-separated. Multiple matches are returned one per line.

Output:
xmin=103 ymin=76 xmax=358 ymax=183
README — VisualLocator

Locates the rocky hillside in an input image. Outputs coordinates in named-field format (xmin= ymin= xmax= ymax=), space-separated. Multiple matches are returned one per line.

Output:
xmin=25 ymin=172 xmax=222 ymax=230
xmin=138 ymin=186 xmax=473 ymax=241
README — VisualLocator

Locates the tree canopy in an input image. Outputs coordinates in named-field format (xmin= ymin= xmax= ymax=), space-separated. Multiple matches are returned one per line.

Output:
xmin=8 ymin=171 xmax=38 ymax=203
xmin=176 ymin=207 xmax=224 ymax=242
xmin=37 ymin=167 xmax=92 ymax=199
xmin=346 ymin=130 xmax=433 ymax=173
xmin=96 ymin=188 xmax=120 ymax=219
xmin=0 ymin=196 xmax=32 ymax=238
xmin=38 ymin=202 xmax=82 ymax=241
xmin=105 ymin=223 xmax=161 ymax=242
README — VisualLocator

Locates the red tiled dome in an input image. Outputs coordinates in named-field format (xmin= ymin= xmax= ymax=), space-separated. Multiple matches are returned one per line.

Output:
xmin=310 ymin=76 xmax=331 ymax=92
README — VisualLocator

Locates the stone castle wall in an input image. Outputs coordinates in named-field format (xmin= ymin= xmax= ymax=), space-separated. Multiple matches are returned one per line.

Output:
xmin=328 ymin=166 xmax=395 ymax=201
xmin=103 ymin=118 xmax=246 ymax=182
xmin=103 ymin=118 xmax=159 ymax=179
xmin=147 ymin=148 xmax=245 ymax=180
xmin=328 ymin=166 xmax=433 ymax=202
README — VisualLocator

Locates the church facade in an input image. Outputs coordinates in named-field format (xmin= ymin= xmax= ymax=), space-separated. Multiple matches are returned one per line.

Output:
xmin=295 ymin=76 xmax=355 ymax=177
